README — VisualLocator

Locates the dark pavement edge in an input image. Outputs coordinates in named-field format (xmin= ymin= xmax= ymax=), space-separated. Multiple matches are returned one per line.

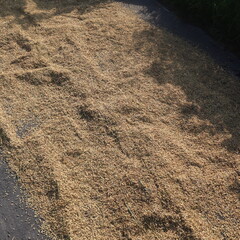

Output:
xmin=0 ymin=151 xmax=50 ymax=240
xmin=119 ymin=0 xmax=240 ymax=77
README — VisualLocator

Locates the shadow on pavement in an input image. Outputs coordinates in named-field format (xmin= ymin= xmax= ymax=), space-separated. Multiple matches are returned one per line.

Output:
xmin=118 ymin=0 xmax=240 ymax=77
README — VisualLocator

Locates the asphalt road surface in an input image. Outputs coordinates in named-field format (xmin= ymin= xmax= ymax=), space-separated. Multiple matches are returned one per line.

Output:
xmin=0 ymin=153 xmax=49 ymax=239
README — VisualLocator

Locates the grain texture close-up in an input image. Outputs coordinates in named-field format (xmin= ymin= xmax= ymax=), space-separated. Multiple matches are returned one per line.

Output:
xmin=0 ymin=0 xmax=239 ymax=240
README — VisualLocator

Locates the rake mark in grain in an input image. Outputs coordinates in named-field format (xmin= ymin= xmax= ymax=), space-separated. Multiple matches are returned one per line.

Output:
xmin=142 ymin=214 xmax=197 ymax=240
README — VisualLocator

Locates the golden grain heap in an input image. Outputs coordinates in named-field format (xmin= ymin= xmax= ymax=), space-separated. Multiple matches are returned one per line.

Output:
xmin=0 ymin=0 xmax=239 ymax=239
